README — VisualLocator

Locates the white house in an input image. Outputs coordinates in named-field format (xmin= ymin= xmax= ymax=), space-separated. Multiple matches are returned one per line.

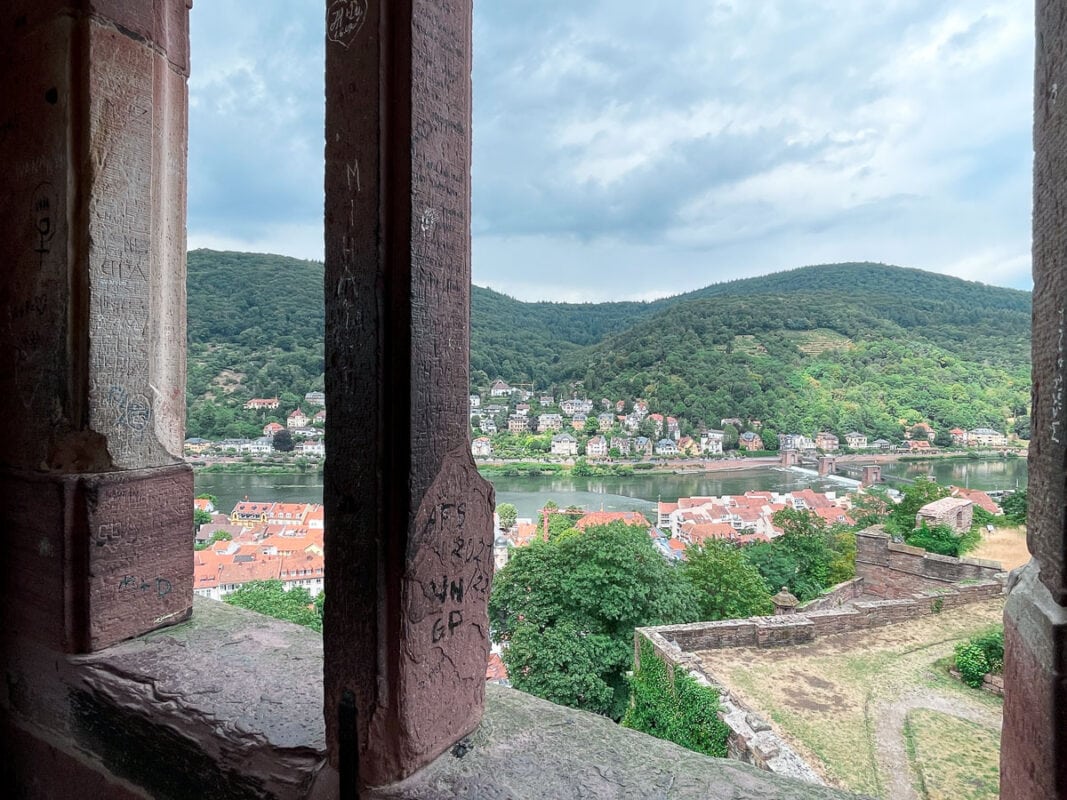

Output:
xmin=655 ymin=438 xmax=679 ymax=456
xmin=472 ymin=437 xmax=493 ymax=457
xmin=551 ymin=433 xmax=578 ymax=456
xmin=701 ymin=430 xmax=725 ymax=455
xmin=585 ymin=435 xmax=608 ymax=457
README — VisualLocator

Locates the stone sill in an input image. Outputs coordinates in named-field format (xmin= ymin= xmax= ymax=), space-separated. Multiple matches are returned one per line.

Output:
xmin=3 ymin=598 xmax=858 ymax=799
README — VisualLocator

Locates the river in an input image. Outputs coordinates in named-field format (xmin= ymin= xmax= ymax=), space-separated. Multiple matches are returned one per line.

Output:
xmin=194 ymin=456 xmax=1027 ymax=521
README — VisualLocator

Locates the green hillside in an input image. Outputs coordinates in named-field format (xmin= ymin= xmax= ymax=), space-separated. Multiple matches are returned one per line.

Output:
xmin=185 ymin=250 xmax=1030 ymax=441
xmin=186 ymin=250 xmax=324 ymax=438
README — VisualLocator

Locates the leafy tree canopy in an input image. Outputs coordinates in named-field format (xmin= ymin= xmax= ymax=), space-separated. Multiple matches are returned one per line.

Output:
xmin=1001 ymin=490 xmax=1027 ymax=524
xmin=496 ymin=502 xmax=518 ymax=531
xmin=683 ymin=540 xmax=773 ymax=620
xmin=489 ymin=521 xmax=698 ymax=719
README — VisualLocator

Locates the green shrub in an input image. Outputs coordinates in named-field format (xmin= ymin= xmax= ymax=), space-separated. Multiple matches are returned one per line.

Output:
xmin=623 ymin=641 xmax=730 ymax=757
xmin=953 ymin=626 xmax=1004 ymax=687
xmin=905 ymin=522 xmax=979 ymax=557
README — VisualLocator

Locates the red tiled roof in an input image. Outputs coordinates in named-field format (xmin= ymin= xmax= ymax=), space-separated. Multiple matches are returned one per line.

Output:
xmin=575 ymin=511 xmax=650 ymax=530
xmin=950 ymin=486 xmax=1001 ymax=515
xmin=486 ymin=653 xmax=509 ymax=682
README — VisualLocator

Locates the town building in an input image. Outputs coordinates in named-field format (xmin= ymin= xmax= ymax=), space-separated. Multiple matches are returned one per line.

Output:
xmin=537 ymin=413 xmax=563 ymax=432
xmin=585 ymin=435 xmax=608 ymax=457
xmin=844 ymin=432 xmax=868 ymax=449
xmin=471 ymin=437 xmax=493 ymax=457
xmin=701 ymin=430 xmax=725 ymax=455
xmin=550 ymin=433 xmax=578 ymax=456
xmin=304 ymin=391 xmax=326 ymax=407
xmin=738 ymin=431 xmax=764 ymax=451
xmin=508 ymin=415 xmax=529 ymax=434
xmin=287 ymin=408 xmax=309 ymax=429
xmin=815 ymin=432 xmax=839 ymax=452
xmin=244 ymin=397 xmax=280 ymax=410
xmin=966 ymin=427 xmax=1008 ymax=447
xmin=655 ymin=438 xmax=678 ymax=456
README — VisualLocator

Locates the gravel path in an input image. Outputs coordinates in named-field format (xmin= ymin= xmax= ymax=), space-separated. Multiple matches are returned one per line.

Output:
xmin=874 ymin=689 xmax=1001 ymax=800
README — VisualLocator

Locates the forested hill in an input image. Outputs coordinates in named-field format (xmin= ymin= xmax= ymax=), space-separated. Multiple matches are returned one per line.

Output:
xmin=185 ymin=250 xmax=1030 ymax=440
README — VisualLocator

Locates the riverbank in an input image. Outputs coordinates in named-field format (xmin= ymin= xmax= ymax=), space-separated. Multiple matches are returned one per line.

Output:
xmin=189 ymin=458 xmax=322 ymax=474
xmin=188 ymin=448 xmax=1024 ymax=477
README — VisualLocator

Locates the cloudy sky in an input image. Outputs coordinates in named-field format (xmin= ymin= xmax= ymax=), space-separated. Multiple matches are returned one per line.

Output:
xmin=188 ymin=1 xmax=1034 ymax=302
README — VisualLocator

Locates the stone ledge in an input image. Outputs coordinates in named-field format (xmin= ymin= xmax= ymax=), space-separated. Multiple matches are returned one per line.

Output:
xmin=370 ymin=683 xmax=856 ymax=800
xmin=3 ymin=598 xmax=860 ymax=799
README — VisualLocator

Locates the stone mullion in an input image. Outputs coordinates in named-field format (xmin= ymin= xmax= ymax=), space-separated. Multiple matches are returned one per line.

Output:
xmin=324 ymin=0 xmax=494 ymax=788
xmin=0 ymin=0 xmax=193 ymax=655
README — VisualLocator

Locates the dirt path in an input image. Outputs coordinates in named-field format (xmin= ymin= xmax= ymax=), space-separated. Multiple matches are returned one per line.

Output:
xmin=873 ymin=689 xmax=1001 ymax=800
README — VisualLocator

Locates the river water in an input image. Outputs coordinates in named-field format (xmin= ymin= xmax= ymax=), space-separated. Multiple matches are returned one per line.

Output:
xmin=194 ymin=457 xmax=1027 ymax=521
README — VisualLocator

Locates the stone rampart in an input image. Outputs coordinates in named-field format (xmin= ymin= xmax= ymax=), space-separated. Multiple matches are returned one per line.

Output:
xmin=635 ymin=526 xmax=1005 ymax=784
xmin=856 ymin=526 xmax=1004 ymax=598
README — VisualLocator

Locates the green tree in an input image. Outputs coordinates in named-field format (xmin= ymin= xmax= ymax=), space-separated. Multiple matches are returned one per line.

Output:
xmin=489 ymin=521 xmax=698 ymax=719
xmin=496 ymin=502 xmax=518 ymax=531
xmin=683 ymin=540 xmax=773 ymax=620
xmin=584 ymin=416 xmax=600 ymax=435
xmin=272 ymin=428 xmax=295 ymax=452
xmin=1012 ymin=415 xmax=1031 ymax=439
xmin=193 ymin=508 xmax=213 ymax=531
xmin=1001 ymin=490 xmax=1027 ymax=524
xmin=224 ymin=580 xmax=322 ymax=632
xmin=742 ymin=509 xmax=852 ymax=601
xmin=723 ymin=424 xmax=739 ymax=451
xmin=850 ymin=487 xmax=894 ymax=529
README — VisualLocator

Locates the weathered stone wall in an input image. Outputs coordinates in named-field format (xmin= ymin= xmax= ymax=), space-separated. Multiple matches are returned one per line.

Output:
xmin=796 ymin=578 xmax=864 ymax=612
xmin=637 ymin=630 xmax=826 ymax=785
xmin=856 ymin=527 xmax=1003 ymax=598
xmin=0 ymin=0 xmax=194 ymax=655
xmin=645 ymin=579 xmax=1003 ymax=654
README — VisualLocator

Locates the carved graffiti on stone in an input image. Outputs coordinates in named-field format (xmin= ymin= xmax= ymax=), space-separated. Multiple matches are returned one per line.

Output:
xmin=327 ymin=0 xmax=368 ymax=47
xmin=104 ymin=385 xmax=153 ymax=433
xmin=401 ymin=447 xmax=495 ymax=755
xmin=31 ymin=182 xmax=56 ymax=261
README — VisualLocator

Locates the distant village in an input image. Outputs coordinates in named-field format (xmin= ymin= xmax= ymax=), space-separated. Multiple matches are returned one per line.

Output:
xmin=469 ymin=378 xmax=1016 ymax=461
xmin=193 ymin=499 xmax=325 ymax=601
xmin=184 ymin=390 xmax=326 ymax=458
xmin=181 ymin=381 xmax=1017 ymax=464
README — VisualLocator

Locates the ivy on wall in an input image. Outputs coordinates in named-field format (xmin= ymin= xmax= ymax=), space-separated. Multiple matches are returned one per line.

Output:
xmin=622 ymin=640 xmax=730 ymax=757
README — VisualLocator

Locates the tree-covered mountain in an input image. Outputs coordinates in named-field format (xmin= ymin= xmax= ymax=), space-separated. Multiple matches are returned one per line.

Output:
xmin=186 ymin=250 xmax=324 ymax=438
xmin=185 ymin=250 xmax=1030 ymax=441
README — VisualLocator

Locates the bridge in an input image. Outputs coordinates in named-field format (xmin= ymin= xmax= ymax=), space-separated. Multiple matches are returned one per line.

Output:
xmin=779 ymin=449 xmax=883 ymax=487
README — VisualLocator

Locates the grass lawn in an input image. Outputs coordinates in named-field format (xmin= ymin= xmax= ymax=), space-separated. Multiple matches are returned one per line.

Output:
xmin=970 ymin=524 xmax=1029 ymax=570
xmin=905 ymin=708 xmax=1000 ymax=800
xmin=695 ymin=599 xmax=1004 ymax=798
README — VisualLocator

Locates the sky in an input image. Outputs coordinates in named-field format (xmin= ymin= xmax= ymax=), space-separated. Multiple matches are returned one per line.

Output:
xmin=187 ymin=1 xmax=1034 ymax=302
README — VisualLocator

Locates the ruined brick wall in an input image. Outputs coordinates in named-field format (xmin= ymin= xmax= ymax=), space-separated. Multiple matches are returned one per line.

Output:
xmin=796 ymin=578 xmax=864 ymax=612
xmin=855 ymin=527 xmax=1003 ymax=598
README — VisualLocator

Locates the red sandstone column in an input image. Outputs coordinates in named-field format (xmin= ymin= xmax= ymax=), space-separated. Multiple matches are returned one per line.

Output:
xmin=1002 ymin=2 xmax=1067 ymax=797
xmin=323 ymin=0 xmax=495 ymax=788
xmin=0 ymin=0 xmax=192 ymax=653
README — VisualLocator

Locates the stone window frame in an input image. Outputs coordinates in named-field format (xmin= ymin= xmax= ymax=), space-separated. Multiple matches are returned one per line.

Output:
xmin=0 ymin=1 xmax=1064 ymax=797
